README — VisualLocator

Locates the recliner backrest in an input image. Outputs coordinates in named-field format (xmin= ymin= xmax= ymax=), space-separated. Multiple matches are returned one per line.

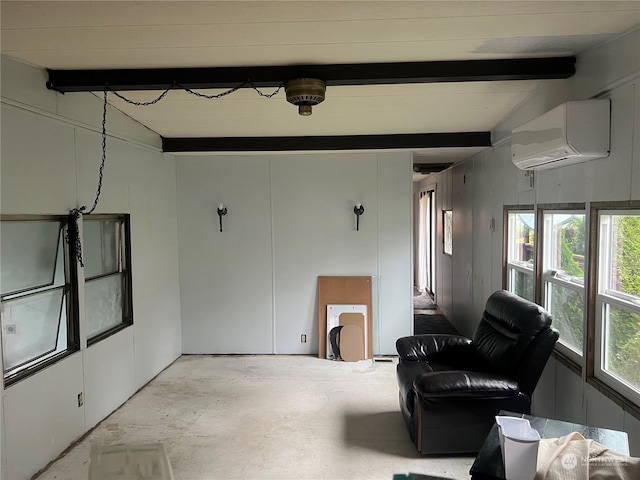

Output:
xmin=472 ymin=290 xmax=555 ymax=388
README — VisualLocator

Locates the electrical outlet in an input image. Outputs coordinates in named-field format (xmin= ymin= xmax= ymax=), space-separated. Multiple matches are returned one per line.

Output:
xmin=301 ymin=334 xmax=307 ymax=343
xmin=78 ymin=392 xmax=84 ymax=407
xmin=5 ymin=324 xmax=16 ymax=334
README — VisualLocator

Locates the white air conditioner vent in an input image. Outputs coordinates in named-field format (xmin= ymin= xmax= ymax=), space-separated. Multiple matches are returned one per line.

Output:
xmin=511 ymin=99 xmax=610 ymax=170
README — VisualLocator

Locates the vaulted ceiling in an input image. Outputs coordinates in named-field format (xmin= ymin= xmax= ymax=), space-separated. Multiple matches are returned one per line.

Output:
xmin=2 ymin=1 xmax=639 ymax=172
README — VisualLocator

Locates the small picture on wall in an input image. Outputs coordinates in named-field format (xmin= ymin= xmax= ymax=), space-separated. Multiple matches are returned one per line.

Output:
xmin=443 ymin=210 xmax=452 ymax=255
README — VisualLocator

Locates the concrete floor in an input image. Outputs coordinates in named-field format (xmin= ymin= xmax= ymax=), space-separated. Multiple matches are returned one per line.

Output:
xmin=36 ymin=355 xmax=474 ymax=480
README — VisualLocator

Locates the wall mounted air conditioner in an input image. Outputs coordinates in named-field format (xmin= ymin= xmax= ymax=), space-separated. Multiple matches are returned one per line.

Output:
xmin=511 ymin=99 xmax=610 ymax=170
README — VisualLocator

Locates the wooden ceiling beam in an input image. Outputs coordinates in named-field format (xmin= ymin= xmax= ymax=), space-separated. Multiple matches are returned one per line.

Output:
xmin=162 ymin=132 xmax=491 ymax=153
xmin=46 ymin=57 xmax=575 ymax=93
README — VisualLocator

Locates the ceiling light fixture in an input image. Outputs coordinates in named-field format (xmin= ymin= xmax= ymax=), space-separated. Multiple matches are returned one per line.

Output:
xmin=285 ymin=78 xmax=326 ymax=116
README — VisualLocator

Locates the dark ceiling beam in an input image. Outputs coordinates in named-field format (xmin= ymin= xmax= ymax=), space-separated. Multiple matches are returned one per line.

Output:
xmin=413 ymin=163 xmax=454 ymax=174
xmin=162 ymin=132 xmax=491 ymax=153
xmin=46 ymin=57 xmax=575 ymax=93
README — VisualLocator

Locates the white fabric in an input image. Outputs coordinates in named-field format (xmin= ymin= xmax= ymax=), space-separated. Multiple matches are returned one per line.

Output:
xmin=534 ymin=432 xmax=640 ymax=480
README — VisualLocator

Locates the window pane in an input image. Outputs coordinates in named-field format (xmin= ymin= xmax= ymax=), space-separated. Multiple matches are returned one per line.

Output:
xmin=84 ymin=220 xmax=120 ymax=279
xmin=510 ymin=269 xmax=534 ymax=302
xmin=602 ymin=215 xmax=640 ymax=298
xmin=508 ymin=212 xmax=535 ymax=265
xmin=443 ymin=210 xmax=452 ymax=255
xmin=542 ymin=212 xmax=585 ymax=355
xmin=1 ymin=289 xmax=64 ymax=371
xmin=0 ymin=221 xmax=60 ymax=295
xmin=544 ymin=214 xmax=585 ymax=279
xmin=603 ymin=303 xmax=640 ymax=391
xmin=548 ymin=283 xmax=583 ymax=352
xmin=85 ymin=275 xmax=123 ymax=338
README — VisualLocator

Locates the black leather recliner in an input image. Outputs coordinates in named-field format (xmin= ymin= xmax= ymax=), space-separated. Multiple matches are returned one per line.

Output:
xmin=396 ymin=290 xmax=559 ymax=454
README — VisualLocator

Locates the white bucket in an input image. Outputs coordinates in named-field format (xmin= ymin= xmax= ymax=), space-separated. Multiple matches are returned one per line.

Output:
xmin=495 ymin=416 xmax=541 ymax=480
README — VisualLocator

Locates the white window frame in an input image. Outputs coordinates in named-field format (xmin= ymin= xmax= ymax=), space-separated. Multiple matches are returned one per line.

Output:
xmin=594 ymin=209 xmax=640 ymax=406
xmin=505 ymin=208 xmax=535 ymax=301
xmin=0 ymin=215 xmax=79 ymax=386
xmin=541 ymin=209 xmax=586 ymax=364
xmin=83 ymin=214 xmax=133 ymax=346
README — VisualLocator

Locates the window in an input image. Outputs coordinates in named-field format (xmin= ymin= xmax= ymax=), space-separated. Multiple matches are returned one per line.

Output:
xmin=84 ymin=215 xmax=132 ymax=344
xmin=541 ymin=210 xmax=586 ymax=359
xmin=0 ymin=216 xmax=79 ymax=385
xmin=443 ymin=210 xmax=452 ymax=256
xmin=505 ymin=209 xmax=535 ymax=301
xmin=595 ymin=211 xmax=640 ymax=404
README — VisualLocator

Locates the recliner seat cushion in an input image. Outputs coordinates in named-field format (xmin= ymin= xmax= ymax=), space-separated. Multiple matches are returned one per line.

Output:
xmin=413 ymin=371 xmax=521 ymax=398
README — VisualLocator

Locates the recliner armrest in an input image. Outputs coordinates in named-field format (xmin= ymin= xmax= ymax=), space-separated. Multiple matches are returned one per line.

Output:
xmin=396 ymin=334 xmax=473 ymax=362
xmin=414 ymin=371 xmax=521 ymax=399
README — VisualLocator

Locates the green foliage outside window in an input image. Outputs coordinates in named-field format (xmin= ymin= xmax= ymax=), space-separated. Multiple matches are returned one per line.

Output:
xmin=607 ymin=216 xmax=640 ymax=389
xmin=551 ymin=217 xmax=585 ymax=352
xmin=513 ymin=270 xmax=534 ymax=302
xmin=551 ymin=285 xmax=584 ymax=352
xmin=561 ymin=218 xmax=585 ymax=277
xmin=564 ymin=217 xmax=585 ymax=256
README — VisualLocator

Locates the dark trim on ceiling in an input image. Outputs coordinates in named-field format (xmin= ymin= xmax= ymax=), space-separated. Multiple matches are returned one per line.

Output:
xmin=413 ymin=163 xmax=454 ymax=174
xmin=46 ymin=57 xmax=575 ymax=92
xmin=162 ymin=132 xmax=491 ymax=153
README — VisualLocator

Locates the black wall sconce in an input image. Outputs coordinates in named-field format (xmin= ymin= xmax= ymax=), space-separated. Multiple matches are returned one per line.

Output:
xmin=217 ymin=203 xmax=227 ymax=232
xmin=353 ymin=202 xmax=364 ymax=231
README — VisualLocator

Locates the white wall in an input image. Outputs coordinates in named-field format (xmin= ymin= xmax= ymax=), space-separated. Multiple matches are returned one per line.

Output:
xmin=178 ymin=152 xmax=412 ymax=356
xmin=420 ymin=27 xmax=640 ymax=454
xmin=0 ymin=57 xmax=182 ymax=479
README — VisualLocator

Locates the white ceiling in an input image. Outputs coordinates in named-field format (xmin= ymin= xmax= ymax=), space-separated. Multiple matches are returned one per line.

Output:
xmin=2 ymin=1 xmax=639 ymax=171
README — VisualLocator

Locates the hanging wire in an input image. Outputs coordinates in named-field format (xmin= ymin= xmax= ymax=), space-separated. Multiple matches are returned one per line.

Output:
xmin=67 ymin=88 xmax=109 ymax=267
xmin=110 ymin=80 xmax=284 ymax=103
xmin=67 ymin=80 xmax=283 ymax=267
xmin=87 ymin=88 xmax=109 ymax=215
xmin=110 ymin=83 xmax=174 ymax=105
xmin=248 ymin=81 xmax=284 ymax=98
xmin=181 ymin=81 xmax=284 ymax=99
xmin=182 ymin=83 xmax=245 ymax=99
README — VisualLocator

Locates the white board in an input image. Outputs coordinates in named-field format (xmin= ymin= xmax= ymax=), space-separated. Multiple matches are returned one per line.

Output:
xmin=326 ymin=304 xmax=367 ymax=359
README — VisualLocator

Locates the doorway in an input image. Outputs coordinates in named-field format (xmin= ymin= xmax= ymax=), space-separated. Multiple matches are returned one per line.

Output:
xmin=416 ymin=188 xmax=436 ymax=299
